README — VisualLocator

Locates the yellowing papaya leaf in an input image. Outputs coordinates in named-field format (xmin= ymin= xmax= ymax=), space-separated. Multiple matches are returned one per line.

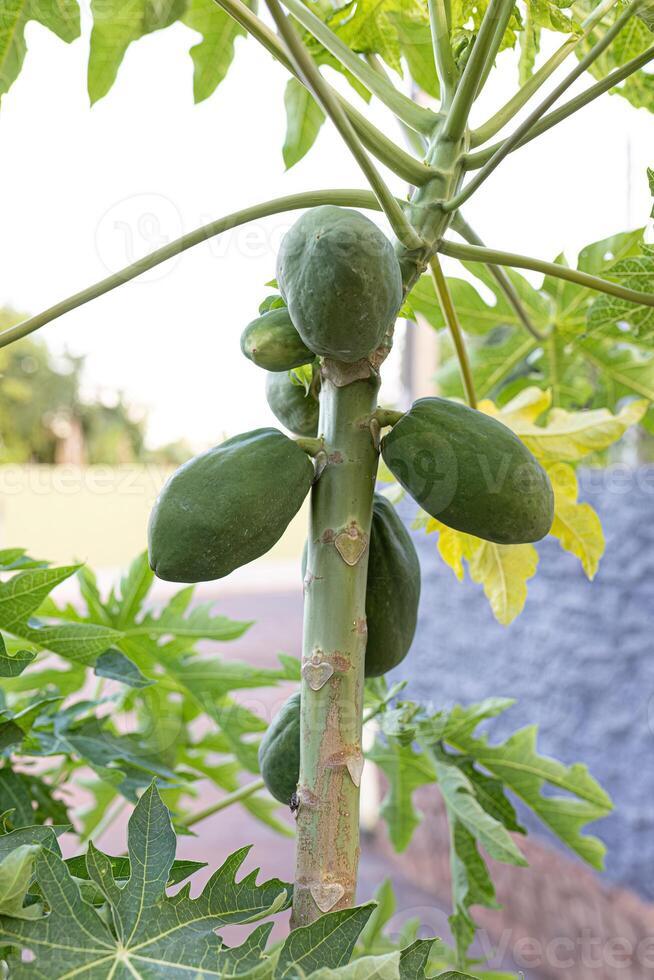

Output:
xmin=425 ymin=518 xmax=478 ymax=582
xmin=483 ymin=386 xmax=647 ymax=462
xmin=479 ymin=386 xmax=552 ymax=426
xmin=546 ymin=463 xmax=604 ymax=579
xmin=468 ymin=542 xmax=539 ymax=626
xmin=517 ymin=399 xmax=647 ymax=462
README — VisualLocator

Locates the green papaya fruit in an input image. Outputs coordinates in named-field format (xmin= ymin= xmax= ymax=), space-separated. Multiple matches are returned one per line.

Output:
xmin=240 ymin=307 xmax=314 ymax=372
xmin=258 ymin=691 xmax=301 ymax=804
xmin=301 ymin=493 xmax=420 ymax=676
xmin=365 ymin=494 xmax=421 ymax=676
xmin=276 ymin=206 xmax=403 ymax=363
xmin=149 ymin=428 xmax=314 ymax=583
xmin=266 ymin=371 xmax=319 ymax=438
xmin=381 ymin=398 xmax=554 ymax=544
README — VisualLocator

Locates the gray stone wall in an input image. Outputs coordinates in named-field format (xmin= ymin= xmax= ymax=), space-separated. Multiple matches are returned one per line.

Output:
xmin=395 ymin=467 xmax=654 ymax=901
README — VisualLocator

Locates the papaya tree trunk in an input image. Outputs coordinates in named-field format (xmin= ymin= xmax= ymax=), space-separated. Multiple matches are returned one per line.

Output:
xmin=291 ymin=371 xmax=380 ymax=927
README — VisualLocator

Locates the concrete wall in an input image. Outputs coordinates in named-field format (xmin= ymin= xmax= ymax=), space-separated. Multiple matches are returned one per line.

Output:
xmin=395 ymin=466 xmax=654 ymax=902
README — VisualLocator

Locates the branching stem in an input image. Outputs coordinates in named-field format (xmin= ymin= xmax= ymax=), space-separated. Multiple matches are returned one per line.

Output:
xmin=265 ymin=0 xmax=422 ymax=249
xmin=466 ymin=44 xmax=654 ymax=169
xmin=442 ymin=0 xmax=513 ymax=141
xmin=429 ymin=255 xmax=477 ymax=408
xmin=211 ymin=0 xmax=431 ymax=185
xmin=280 ymin=0 xmax=438 ymax=134
xmin=470 ymin=0 xmax=621 ymax=146
xmin=428 ymin=0 xmax=458 ymax=106
xmin=445 ymin=0 xmax=644 ymax=211
xmin=439 ymin=239 xmax=654 ymax=308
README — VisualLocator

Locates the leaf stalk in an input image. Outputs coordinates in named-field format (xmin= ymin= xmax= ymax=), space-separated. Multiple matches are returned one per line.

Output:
xmin=264 ymin=0 xmax=423 ymax=249
xmin=438 ymin=239 xmax=654 ymax=308
xmin=429 ymin=255 xmax=477 ymax=408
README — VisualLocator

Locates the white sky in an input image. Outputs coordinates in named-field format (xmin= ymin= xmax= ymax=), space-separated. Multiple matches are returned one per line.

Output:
xmin=0 ymin=5 xmax=651 ymax=450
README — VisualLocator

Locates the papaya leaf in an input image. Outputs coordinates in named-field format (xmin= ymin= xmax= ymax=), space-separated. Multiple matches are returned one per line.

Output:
xmin=501 ymin=397 xmax=648 ymax=461
xmin=182 ymin=0 xmax=250 ymax=104
xmin=0 ymin=565 xmax=80 ymax=631
xmin=467 ymin=540 xmax=538 ymax=626
xmin=367 ymin=736 xmax=435 ymax=851
xmin=546 ymin=462 xmax=604 ymax=578
xmin=427 ymin=746 xmax=527 ymax=867
xmin=309 ymin=952 xmax=401 ymax=978
xmin=283 ymin=78 xmax=326 ymax=170
xmin=0 ymin=845 xmax=41 ymax=919
xmin=114 ymin=550 xmax=154 ymax=628
xmin=0 ymin=0 xmax=80 ymax=106
xmin=356 ymin=879 xmax=397 ymax=956
xmin=587 ymin=250 xmax=654 ymax=339
xmin=0 ymin=784 xmax=291 ymax=977
xmin=410 ymin=221 xmax=654 ymax=409
xmin=399 ymin=940 xmax=440 ymax=977
xmin=94 ymin=647 xmax=153 ymax=688
xmin=276 ymin=904 xmax=375 ymax=978
xmin=447 ymin=821 xmax=499 ymax=967
xmin=576 ymin=0 xmax=654 ymax=112
xmin=88 ymin=0 xmax=187 ymax=104
xmin=0 ymin=770 xmax=69 ymax=830
xmin=443 ymin=721 xmax=613 ymax=869
xmin=0 ymin=634 xmax=34 ymax=678
xmin=0 ymin=550 xmax=48 ymax=572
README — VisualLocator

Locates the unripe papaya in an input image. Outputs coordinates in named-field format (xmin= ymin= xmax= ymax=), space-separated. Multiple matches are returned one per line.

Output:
xmin=365 ymin=494 xmax=421 ymax=676
xmin=276 ymin=206 xmax=403 ymax=363
xmin=149 ymin=428 xmax=314 ymax=583
xmin=381 ymin=398 xmax=554 ymax=544
xmin=266 ymin=371 xmax=319 ymax=438
xmin=258 ymin=691 xmax=301 ymax=804
xmin=240 ymin=308 xmax=314 ymax=372
xmin=301 ymin=493 xmax=420 ymax=676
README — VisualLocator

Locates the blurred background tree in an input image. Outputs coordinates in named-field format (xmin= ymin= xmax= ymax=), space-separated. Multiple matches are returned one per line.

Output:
xmin=0 ymin=309 xmax=190 ymax=465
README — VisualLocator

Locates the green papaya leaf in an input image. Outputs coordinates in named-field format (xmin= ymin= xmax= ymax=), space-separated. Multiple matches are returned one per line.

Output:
xmin=367 ymin=737 xmax=435 ymax=852
xmin=283 ymin=78 xmax=326 ymax=170
xmin=0 ymin=0 xmax=80 ymax=106
xmin=88 ymin=0 xmax=187 ymax=104
xmin=0 ymin=845 xmax=41 ymax=919
xmin=276 ymin=904 xmax=375 ymax=978
xmin=94 ymin=647 xmax=153 ymax=688
xmin=0 ymin=634 xmax=34 ymax=678
xmin=0 ymin=784 xmax=291 ymax=976
xmin=182 ymin=0 xmax=250 ymax=103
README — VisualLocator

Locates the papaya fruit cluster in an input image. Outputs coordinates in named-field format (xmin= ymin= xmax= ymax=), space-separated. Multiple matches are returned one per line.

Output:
xmin=147 ymin=205 xmax=554 ymax=806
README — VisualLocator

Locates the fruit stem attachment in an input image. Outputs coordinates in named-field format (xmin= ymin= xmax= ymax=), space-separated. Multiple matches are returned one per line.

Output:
xmin=429 ymin=255 xmax=477 ymax=409
xmin=293 ymin=374 xmax=380 ymax=927
xmin=374 ymin=408 xmax=405 ymax=428
xmin=264 ymin=0 xmax=423 ymax=251
xmin=295 ymin=437 xmax=324 ymax=457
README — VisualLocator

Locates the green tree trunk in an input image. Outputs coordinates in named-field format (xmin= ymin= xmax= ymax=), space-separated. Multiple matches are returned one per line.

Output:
xmin=291 ymin=372 xmax=380 ymax=927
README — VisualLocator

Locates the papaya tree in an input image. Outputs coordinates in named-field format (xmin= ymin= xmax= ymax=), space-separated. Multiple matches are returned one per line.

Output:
xmin=0 ymin=0 xmax=654 ymax=974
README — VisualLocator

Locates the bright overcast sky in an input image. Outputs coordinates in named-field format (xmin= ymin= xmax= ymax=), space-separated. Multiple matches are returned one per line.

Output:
xmin=1 ymin=6 xmax=651 ymax=449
